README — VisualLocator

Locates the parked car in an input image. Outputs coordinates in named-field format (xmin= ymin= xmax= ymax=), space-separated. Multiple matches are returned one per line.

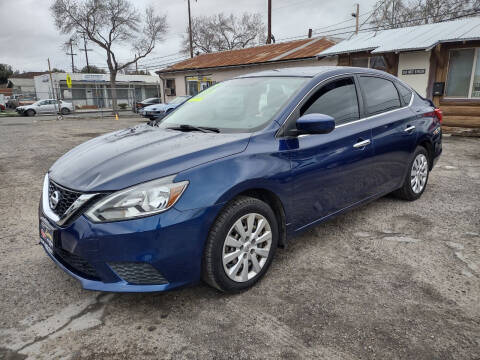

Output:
xmin=141 ymin=96 xmax=191 ymax=120
xmin=0 ymin=104 xmax=5 ymax=111
xmin=39 ymin=67 xmax=442 ymax=293
xmin=133 ymin=97 xmax=161 ymax=113
xmin=16 ymin=99 xmax=74 ymax=116
xmin=7 ymin=94 xmax=35 ymax=109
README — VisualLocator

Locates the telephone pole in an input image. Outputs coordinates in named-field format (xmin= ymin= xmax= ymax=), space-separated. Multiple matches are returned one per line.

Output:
xmin=188 ymin=0 xmax=193 ymax=58
xmin=47 ymin=58 xmax=59 ymax=114
xmin=65 ymin=38 xmax=77 ymax=73
xmin=79 ymin=33 xmax=92 ymax=72
xmin=354 ymin=4 xmax=360 ymax=34
xmin=267 ymin=0 xmax=272 ymax=44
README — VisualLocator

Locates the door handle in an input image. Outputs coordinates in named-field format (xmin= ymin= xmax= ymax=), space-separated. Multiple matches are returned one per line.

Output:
xmin=404 ymin=125 xmax=416 ymax=132
xmin=353 ymin=139 xmax=371 ymax=148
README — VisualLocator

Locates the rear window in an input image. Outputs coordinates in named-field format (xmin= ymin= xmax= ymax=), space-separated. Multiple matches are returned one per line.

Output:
xmin=359 ymin=76 xmax=401 ymax=115
xmin=396 ymin=83 xmax=413 ymax=105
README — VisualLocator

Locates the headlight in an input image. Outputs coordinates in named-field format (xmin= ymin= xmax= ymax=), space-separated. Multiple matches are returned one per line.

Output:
xmin=85 ymin=175 xmax=188 ymax=222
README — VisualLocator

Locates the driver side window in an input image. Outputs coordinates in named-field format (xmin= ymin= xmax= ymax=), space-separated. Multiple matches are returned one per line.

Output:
xmin=301 ymin=77 xmax=360 ymax=126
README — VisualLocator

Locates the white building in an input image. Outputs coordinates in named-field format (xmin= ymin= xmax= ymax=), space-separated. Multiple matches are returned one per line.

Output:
xmin=34 ymin=72 xmax=161 ymax=109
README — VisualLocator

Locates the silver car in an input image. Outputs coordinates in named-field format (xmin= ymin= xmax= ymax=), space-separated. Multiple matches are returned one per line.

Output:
xmin=16 ymin=99 xmax=74 ymax=116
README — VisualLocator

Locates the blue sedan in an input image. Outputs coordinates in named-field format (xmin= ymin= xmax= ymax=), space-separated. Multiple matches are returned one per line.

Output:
xmin=140 ymin=96 xmax=191 ymax=120
xmin=39 ymin=66 xmax=442 ymax=293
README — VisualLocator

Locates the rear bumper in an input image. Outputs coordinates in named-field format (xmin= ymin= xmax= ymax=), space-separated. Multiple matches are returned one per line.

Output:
xmin=39 ymin=200 xmax=223 ymax=292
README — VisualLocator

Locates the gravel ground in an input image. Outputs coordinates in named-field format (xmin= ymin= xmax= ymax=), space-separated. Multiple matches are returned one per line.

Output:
xmin=0 ymin=116 xmax=479 ymax=360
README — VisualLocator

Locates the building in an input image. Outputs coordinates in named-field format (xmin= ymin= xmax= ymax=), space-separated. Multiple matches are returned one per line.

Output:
xmin=34 ymin=72 xmax=161 ymax=109
xmin=317 ymin=17 xmax=480 ymax=128
xmin=156 ymin=37 xmax=337 ymax=103
xmin=8 ymin=72 xmax=47 ymax=98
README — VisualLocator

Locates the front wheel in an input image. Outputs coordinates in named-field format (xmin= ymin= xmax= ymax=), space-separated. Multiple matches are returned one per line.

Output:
xmin=202 ymin=196 xmax=278 ymax=293
xmin=61 ymin=107 xmax=70 ymax=115
xmin=26 ymin=109 xmax=35 ymax=117
xmin=393 ymin=146 xmax=429 ymax=201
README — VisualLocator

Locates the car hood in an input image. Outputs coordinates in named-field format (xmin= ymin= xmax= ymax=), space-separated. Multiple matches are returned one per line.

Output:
xmin=49 ymin=124 xmax=251 ymax=192
xmin=144 ymin=104 xmax=168 ymax=112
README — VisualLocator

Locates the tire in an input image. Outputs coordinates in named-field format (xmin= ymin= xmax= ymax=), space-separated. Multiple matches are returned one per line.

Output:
xmin=61 ymin=107 xmax=70 ymax=115
xmin=202 ymin=196 xmax=278 ymax=293
xmin=393 ymin=146 xmax=430 ymax=201
xmin=26 ymin=109 xmax=35 ymax=117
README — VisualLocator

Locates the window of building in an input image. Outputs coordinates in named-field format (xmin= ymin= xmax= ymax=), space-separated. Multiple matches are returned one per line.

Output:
xmin=351 ymin=56 xmax=387 ymax=71
xmin=301 ymin=77 xmax=360 ymax=126
xmin=144 ymin=86 xmax=160 ymax=99
xmin=165 ymin=79 xmax=176 ymax=96
xmin=186 ymin=76 xmax=214 ymax=96
xmin=359 ymin=76 xmax=401 ymax=115
xmin=445 ymin=48 xmax=480 ymax=98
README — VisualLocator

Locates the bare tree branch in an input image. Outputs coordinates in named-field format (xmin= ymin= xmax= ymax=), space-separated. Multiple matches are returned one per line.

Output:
xmin=51 ymin=0 xmax=167 ymax=112
xmin=369 ymin=0 xmax=479 ymax=29
xmin=183 ymin=12 xmax=266 ymax=55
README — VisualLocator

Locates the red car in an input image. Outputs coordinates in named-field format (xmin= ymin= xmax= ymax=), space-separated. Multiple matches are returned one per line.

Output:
xmin=0 ymin=104 xmax=5 ymax=111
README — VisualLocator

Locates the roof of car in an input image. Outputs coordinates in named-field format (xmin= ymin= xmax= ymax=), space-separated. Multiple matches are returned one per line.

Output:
xmin=234 ymin=66 xmax=393 ymax=79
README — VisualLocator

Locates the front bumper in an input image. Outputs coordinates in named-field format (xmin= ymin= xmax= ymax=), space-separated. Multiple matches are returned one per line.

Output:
xmin=39 ymin=198 xmax=223 ymax=292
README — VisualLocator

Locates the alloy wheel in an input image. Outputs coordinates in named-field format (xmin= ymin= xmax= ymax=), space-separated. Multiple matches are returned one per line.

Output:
xmin=411 ymin=154 xmax=428 ymax=193
xmin=222 ymin=213 xmax=272 ymax=282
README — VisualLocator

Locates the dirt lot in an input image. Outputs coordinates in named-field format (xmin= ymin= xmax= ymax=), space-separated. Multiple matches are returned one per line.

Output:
xmin=0 ymin=116 xmax=479 ymax=360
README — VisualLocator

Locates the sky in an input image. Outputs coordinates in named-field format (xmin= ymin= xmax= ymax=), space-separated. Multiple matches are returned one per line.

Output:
xmin=0 ymin=0 xmax=378 ymax=73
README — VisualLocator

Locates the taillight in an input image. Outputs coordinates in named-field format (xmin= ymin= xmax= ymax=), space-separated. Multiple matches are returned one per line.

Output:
xmin=434 ymin=108 xmax=443 ymax=124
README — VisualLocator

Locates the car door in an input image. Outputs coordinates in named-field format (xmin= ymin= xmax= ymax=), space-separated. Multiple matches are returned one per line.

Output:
xmin=39 ymin=100 xmax=55 ymax=113
xmin=283 ymin=76 xmax=377 ymax=229
xmin=357 ymin=76 xmax=418 ymax=194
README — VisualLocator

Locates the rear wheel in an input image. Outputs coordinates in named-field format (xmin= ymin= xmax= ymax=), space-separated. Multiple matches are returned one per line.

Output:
xmin=202 ymin=196 xmax=278 ymax=293
xmin=393 ymin=146 xmax=429 ymax=201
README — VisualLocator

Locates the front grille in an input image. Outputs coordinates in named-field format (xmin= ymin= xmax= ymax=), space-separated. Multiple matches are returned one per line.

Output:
xmin=48 ymin=180 xmax=81 ymax=217
xmin=108 ymin=262 xmax=168 ymax=285
xmin=54 ymin=248 xmax=99 ymax=280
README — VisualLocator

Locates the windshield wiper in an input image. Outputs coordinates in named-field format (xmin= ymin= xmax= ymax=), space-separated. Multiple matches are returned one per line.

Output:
xmin=168 ymin=124 xmax=220 ymax=133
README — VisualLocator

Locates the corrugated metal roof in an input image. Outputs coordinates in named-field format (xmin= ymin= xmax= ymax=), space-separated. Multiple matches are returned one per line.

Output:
xmin=157 ymin=37 xmax=335 ymax=73
xmin=318 ymin=17 xmax=480 ymax=56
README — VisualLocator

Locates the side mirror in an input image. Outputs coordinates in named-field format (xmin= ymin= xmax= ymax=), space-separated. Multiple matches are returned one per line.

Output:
xmin=296 ymin=113 xmax=335 ymax=135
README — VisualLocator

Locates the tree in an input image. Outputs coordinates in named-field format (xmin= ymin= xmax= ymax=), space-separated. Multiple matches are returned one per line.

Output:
xmin=0 ymin=64 xmax=14 ymax=84
xmin=51 ymin=0 xmax=167 ymax=113
xmin=183 ymin=12 xmax=266 ymax=54
xmin=80 ymin=65 xmax=106 ymax=74
xmin=369 ymin=0 xmax=480 ymax=29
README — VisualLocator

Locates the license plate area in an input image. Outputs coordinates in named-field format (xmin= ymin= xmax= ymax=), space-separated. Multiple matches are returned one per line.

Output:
xmin=39 ymin=217 xmax=58 ymax=254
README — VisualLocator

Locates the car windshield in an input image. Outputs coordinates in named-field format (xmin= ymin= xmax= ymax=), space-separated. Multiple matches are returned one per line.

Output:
xmin=168 ymin=96 xmax=189 ymax=105
xmin=158 ymin=77 xmax=307 ymax=133
xmin=144 ymin=98 xmax=158 ymax=103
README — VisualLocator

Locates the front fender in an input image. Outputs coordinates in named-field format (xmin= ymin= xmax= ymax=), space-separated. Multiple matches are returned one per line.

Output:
xmin=174 ymin=132 xmax=293 ymax=222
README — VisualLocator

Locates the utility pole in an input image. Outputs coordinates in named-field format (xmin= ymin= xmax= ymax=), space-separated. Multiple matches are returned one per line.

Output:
xmin=135 ymin=54 xmax=138 ymax=74
xmin=267 ymin=0 xmax=272 ymax=44
xmin=79 ymin=33 xmax=92 ymax=72
xmin=354 ymin=4 xmax=360 ymax=34
xmin=188 ymin=0 xmax=193 ymax=58
xmin=391 ymin=0 xmax=395 ymax=26
xmin=65 ymin=38 xmax=77 ymax=73
xmin=47 ymin=58 xmax=59 ymax=115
